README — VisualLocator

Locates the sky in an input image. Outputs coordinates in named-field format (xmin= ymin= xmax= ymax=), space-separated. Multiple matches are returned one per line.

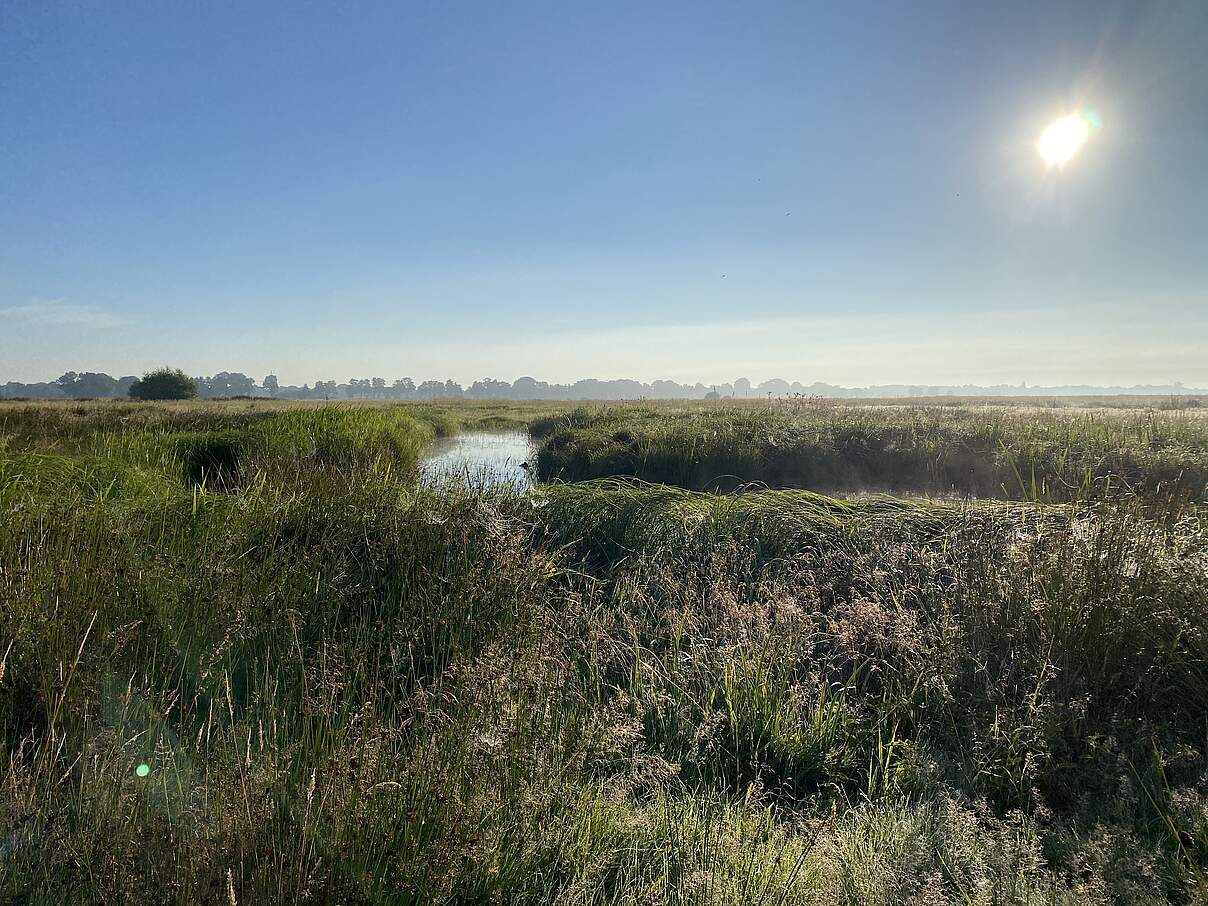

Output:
xmin=2 ymin=0 xmax=1207 ymax=387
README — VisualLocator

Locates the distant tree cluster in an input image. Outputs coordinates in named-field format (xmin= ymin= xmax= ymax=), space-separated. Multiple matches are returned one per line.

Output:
xmin=1 ymin=370 xmax=1204 ymax=401
xmin=128 ymin=368 xmax=199 ymax=400
xmin=2 ymin=371 xmax=141 ymax=400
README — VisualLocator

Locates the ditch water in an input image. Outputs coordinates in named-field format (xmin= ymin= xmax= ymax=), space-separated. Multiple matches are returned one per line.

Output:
xmin=419 ymin=431 xmax=536 ymax=490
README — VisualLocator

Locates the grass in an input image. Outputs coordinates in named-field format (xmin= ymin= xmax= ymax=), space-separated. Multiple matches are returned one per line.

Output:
xmin=1 ymin=400 xmax=1206 ymax=903
xmin=532 ymin=403 xmax=1208 ymax=509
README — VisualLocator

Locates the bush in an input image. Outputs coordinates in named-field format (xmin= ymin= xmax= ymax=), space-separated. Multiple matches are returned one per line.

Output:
xmin=128 ymin=367 xmax=198 ymax=401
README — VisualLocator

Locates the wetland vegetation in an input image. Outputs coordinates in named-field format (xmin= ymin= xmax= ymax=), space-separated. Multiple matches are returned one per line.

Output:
xmin=1 ymin=399 xmax=1206 ymax=903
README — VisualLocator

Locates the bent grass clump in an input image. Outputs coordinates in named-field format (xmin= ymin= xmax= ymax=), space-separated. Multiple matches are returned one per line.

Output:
xmin=533 ymin=404 xmax=1208 ymax=510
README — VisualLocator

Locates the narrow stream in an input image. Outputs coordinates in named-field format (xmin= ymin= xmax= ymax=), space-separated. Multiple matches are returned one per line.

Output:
xmin=419 ymin=431 xmax=536 ymax=490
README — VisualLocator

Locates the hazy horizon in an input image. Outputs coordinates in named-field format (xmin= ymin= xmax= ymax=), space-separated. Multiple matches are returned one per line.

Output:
xmin=6 ymin=360 xmax=1207 ymax=398
xmin=3 ymin=1 xmax=1206 ymax=385
xmin=4 ymin=303 xmax=1207 ymax=389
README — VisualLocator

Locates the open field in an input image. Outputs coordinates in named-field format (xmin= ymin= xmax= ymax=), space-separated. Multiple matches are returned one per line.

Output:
xmin=2 ymin=400 xmax=1207 ymax=903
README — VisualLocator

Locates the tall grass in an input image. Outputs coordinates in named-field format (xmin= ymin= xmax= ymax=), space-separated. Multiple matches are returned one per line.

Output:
xmin=533 ymin=405 xmax=1208 ymax=509
xmin=1 ymin=402 xmax=1206 ymax=903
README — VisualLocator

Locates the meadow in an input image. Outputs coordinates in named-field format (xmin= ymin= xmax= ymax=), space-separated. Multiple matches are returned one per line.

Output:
xmin=1 ymin=399 xmax=1206 ymax=904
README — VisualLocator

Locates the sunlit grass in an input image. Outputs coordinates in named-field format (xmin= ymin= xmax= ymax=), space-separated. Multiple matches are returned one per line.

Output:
xmin=533 ymin=404 xmax=1208 ymax=512
xmin=1 ymin=400 xmax=1206 ymax=903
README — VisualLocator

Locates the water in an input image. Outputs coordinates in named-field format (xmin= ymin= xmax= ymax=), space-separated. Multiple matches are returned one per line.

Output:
xmin=419 ymin=431 xmax=535 ymax=490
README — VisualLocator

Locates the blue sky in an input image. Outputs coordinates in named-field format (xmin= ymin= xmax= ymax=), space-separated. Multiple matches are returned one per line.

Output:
xmin=2 ymin=0 xmax=1206 ymax=385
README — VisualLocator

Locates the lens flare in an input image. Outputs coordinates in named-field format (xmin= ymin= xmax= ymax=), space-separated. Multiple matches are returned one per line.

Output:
xmin=1037 ymin=111 xmax=1096 ymax=167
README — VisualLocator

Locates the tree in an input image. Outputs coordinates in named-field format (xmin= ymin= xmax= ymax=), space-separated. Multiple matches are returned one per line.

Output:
xmin=757 ymin=378 xmax=790 ymax=397
xmin=467 ymin=378 xmax=510 ymax=399
xmin=128 ymin=367 xmax=198 ymax=400
xmin=512 ymin=376 xmax=544 ymax=399
xmin=55 ymin=371 xmax=122 ymax=398
xmin=201 ymin=372 xmax=257 ymax=398
xmin=263 ymin=374 xmax=279 ymax=396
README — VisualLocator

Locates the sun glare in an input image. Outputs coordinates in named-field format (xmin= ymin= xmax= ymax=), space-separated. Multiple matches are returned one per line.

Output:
xmin=1037 ymin=112 xmax=1094 ymax=168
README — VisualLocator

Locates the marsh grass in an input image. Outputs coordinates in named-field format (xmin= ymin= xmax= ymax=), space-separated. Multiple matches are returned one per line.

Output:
xmin=0 ymin=401 xmax=1206 ymax=903
xmin=533 ymin=405 xmax=1208 ymax=510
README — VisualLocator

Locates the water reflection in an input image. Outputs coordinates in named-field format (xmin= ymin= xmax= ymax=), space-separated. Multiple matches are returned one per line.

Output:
xmin=419 ymin=431 xmax=535 ymax=490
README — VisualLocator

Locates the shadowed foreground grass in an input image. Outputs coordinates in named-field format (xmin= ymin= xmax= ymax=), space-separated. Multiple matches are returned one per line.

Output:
xmin=1 ymin=403 xmax=1207 ymax=903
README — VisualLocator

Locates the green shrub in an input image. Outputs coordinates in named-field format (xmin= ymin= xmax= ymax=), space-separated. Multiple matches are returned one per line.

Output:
xmin=128 ymin=367 xmax=199 ymax=400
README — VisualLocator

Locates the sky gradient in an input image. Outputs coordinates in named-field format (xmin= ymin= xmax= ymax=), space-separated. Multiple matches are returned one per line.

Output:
xmin=3 ymin=1 xmax=1206 ymax=386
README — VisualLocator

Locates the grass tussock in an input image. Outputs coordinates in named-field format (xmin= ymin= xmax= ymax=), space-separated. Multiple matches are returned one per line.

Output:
xmin=0 ymin=400 xmax=1206 ymax=903
xmin=533 ymin=404 xmax=1208 ymax=509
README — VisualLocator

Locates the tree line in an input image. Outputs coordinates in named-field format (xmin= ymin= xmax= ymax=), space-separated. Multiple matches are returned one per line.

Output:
xmin=2 ymin=370 xmax=1204 ymax=401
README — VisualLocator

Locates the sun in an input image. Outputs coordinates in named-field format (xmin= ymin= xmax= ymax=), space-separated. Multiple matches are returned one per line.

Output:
xmin=1037 ymin=112 xmax=1094 ymax=168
